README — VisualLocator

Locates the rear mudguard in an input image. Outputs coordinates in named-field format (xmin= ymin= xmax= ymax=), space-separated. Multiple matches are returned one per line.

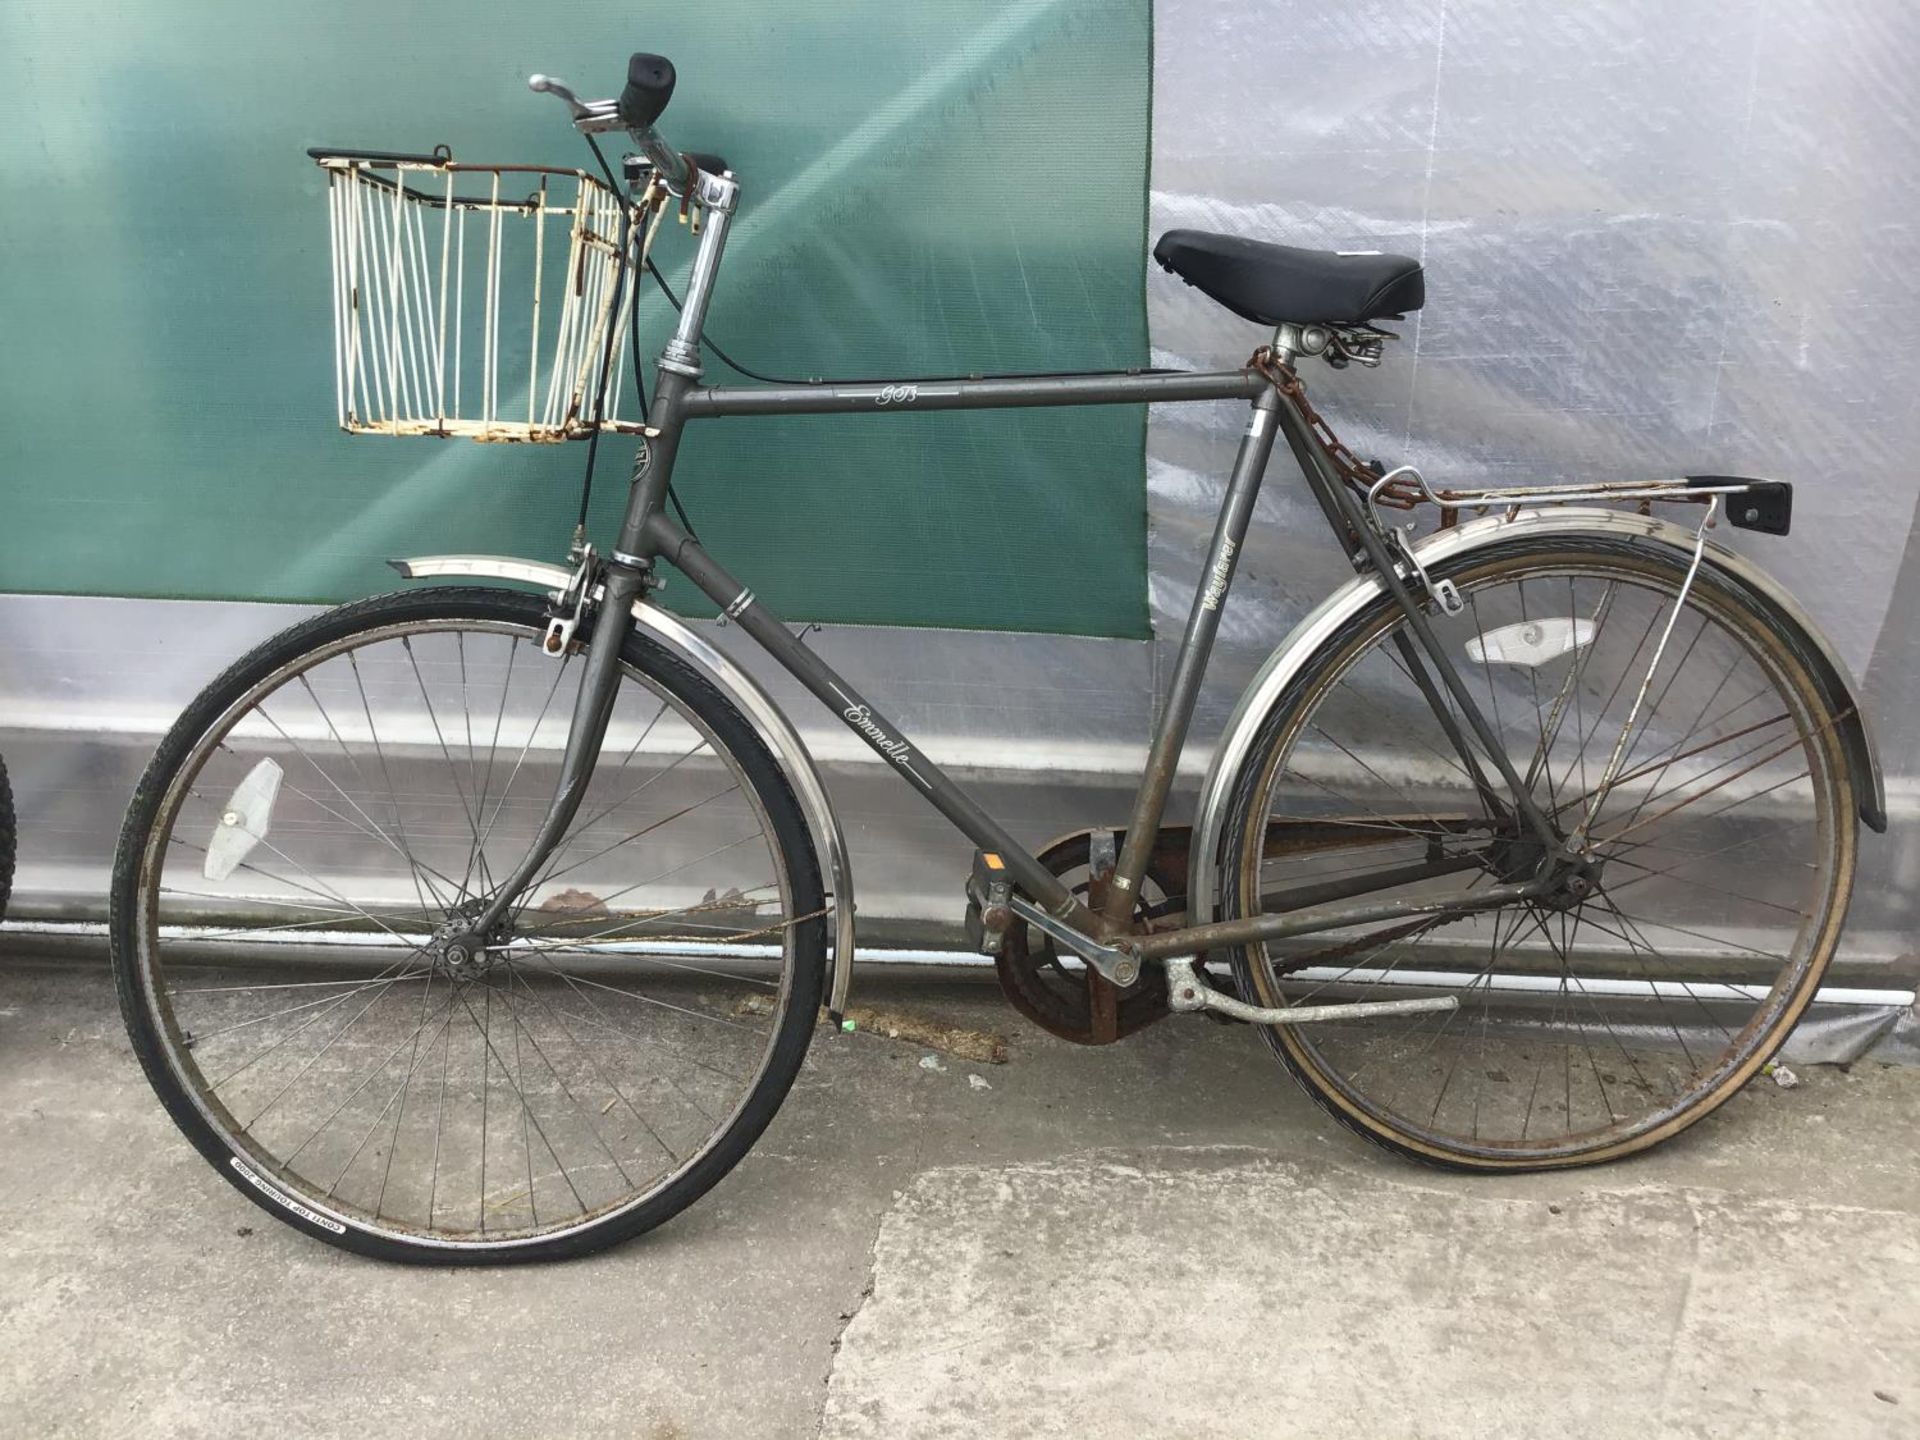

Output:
xmin=391 ymin=555 xmax=858 ymax=1016
xmin=1187 ymin=505 xmax=1888 ymax=928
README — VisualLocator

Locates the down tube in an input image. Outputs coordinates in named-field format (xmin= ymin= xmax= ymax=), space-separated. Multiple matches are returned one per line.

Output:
xmin=640 ymin=512 xmax=1080 ymax=919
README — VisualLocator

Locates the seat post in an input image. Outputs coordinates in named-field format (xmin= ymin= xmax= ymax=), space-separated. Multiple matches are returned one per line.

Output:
xmin=1269 ymin=321 xmax=1340 ymax=364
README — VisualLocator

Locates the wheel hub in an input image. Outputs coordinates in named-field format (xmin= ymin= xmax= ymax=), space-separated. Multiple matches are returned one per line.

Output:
xmin=426 ymin=902 xmax=512 ymax=978
xmin=1538 ymin=855 xmax=1606 ymax=912
xmin=1480 ymin=827 xmax=1605 ymax=911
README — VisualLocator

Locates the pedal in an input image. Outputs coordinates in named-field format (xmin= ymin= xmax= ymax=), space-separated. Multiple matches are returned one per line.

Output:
xmin=964 ymin=850 xmax=1013 ymax=956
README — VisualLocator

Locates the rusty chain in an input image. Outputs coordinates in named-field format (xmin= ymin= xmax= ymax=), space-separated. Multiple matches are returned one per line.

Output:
xmin=1249 ymin=345 xmax=1427 ymax=510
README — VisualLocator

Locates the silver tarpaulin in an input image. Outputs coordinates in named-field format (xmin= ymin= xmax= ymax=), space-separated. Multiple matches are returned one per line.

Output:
xmin=2 ymin=0 xmax=1915 ymax=1060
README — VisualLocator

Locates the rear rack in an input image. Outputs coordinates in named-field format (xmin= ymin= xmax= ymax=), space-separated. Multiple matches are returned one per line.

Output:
xmin=1367 ymin=467 xmax=1794 ymax=537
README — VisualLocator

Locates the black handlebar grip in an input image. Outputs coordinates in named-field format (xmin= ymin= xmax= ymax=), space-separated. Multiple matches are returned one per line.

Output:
xmin=618 ymin=53 xmax=676 ymax=129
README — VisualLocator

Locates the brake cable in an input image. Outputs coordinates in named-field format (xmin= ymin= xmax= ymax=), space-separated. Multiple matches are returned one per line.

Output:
xmin=578 ymin=134 xmax=700 ymax=543
xmin=579 ymin=134 xmax=1178 ymax=543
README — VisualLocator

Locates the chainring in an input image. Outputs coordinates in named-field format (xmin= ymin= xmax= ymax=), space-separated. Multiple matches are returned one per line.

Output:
xmin=993 ymin=831 xmax=1184 ymax=1046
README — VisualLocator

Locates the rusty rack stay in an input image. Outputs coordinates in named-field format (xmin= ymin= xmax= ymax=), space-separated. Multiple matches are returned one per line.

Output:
xmin=312 ymin=148 xmax=666 ymax=443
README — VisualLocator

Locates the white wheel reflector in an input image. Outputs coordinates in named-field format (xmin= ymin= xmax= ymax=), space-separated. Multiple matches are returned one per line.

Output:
xmin=1465 ymin=616 xmax=1595 ymax=668
xmin=203 ymin=758 xmax=283 ymax=881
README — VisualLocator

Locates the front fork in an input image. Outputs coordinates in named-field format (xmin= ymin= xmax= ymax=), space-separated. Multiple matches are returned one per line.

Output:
xmin=462 ymin=357 xmax=705 ymax=938
xmin=464 ymin=559 xmax=648 ymax=939
xmin=460 ymin=177 xmax=772 ymax=945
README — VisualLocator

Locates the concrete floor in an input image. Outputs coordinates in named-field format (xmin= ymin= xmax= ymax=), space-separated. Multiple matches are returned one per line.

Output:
xmin=1 ymin=954 xmax=1915 ymax=1439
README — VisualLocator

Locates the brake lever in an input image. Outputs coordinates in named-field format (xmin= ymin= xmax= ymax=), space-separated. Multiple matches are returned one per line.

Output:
xmin=527 ymin=75 xmax=626 ymax=134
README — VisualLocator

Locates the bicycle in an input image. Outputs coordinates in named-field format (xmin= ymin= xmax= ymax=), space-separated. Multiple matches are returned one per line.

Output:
xmin=109 ymin=53 xmax=1887 ymax=1263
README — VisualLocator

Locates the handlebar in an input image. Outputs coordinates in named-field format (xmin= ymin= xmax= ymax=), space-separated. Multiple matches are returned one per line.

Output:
xmin=618 ymin=53 xmax=675 ymax=129
xmin=528 ymin=53 xmax=705 ymax=196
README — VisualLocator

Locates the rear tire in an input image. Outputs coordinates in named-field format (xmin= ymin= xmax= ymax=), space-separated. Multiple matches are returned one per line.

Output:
xmin=1220 ymin=535 xmax=1856 ymax=1171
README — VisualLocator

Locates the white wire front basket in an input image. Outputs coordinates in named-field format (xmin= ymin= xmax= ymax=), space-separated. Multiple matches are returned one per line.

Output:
xmin=314 ymin=149 xmax=660 ymax=442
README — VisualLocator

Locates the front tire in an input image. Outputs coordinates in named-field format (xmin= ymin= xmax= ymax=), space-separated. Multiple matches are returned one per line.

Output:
xmin=111 ymin=587 xmax=826 ymax=1262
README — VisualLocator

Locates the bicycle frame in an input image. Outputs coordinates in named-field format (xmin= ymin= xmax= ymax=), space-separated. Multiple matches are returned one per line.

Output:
xmin=468 ymin=166 xmax=1569 ymax=961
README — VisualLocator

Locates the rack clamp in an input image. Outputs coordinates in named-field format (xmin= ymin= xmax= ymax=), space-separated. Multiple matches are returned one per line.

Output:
xmin=1388 ymin=521 xmax=1464 ymax=616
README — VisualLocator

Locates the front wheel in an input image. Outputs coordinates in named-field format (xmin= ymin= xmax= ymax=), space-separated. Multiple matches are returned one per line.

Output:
xmin=111 ymin=587 xmax=827 ymax=1262
xmin=1220 ymin=534 xmax=1857 ymax=1170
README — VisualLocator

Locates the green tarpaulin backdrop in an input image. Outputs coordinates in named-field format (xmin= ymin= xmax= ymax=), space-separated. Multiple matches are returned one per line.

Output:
xmin=0 ymin=0 xmax=1152 ymax=637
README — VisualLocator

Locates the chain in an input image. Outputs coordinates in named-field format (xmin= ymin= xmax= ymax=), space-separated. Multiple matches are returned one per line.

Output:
xmin=1249 ymin=345 xmax=1426 ymax=510
xmin=1267 ymin=910 xmax=1480 ymax=979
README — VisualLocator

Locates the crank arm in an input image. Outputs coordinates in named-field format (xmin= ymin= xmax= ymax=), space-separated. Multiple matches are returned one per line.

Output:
xmin=1007 ymin=894 xmax=1141 ymax=987
xmin=1163 ymin=956 xmax=1457 ymax=1025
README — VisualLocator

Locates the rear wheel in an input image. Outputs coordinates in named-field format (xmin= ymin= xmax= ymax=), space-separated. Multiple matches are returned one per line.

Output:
xmin=1220 ymin=535 xmax=1856 ymax=1169
xmin=111 ymin=587 xmax=826 ymax=1261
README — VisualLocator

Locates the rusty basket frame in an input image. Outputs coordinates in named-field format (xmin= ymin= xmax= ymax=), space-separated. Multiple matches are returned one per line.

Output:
xmin=313 ymin=150 xmax=661 ymax=443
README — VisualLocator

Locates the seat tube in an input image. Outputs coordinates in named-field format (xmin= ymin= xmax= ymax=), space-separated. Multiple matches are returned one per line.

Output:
xmin=1102 ymin=387 xmax=1283 ymax=926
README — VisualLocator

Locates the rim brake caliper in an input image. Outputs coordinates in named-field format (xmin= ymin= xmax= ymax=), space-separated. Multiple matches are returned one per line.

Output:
xmin=543 ymin=543 xmax=602 ymax=656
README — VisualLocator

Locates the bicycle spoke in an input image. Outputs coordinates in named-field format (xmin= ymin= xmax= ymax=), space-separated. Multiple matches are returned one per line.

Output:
xmin=488 ymin=981 xmax=641 ymax=1192
xmin=373 ymin=969 xmax=448 ymax=1220
xmin=503 ymin=962 xmax=682 ymax=1165
xmin=470 ymin=650 xmax=575 ymax=861
xmin=521 ymin=958 xmax=724 ymax=1126
xmin=347 ymin=649 xmax=452 ymax=918
xmin=250 ymin=707 xmax=462 ymax=898
xmin=511 ymin=881 xmax=781 ymax=957
xmin=282 ymin=985 xmax=460 ymax=1175
xmin=401 ymin=636 xmax=488 ymax=898
xmin=1573 ymin=510 xmax=1715 ymax=840
xmin=168 ymin=833 xmax=430 ymax=955
xmin=450 ymin=983 xmax=590 ymax=1219
xmin=509 ymin=774 xmax=738 ymax=915
xmin=229 ymin=967 xmax=428 ymax=1125
xmin=188 ymin=971 xmax=431 ymax=1045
